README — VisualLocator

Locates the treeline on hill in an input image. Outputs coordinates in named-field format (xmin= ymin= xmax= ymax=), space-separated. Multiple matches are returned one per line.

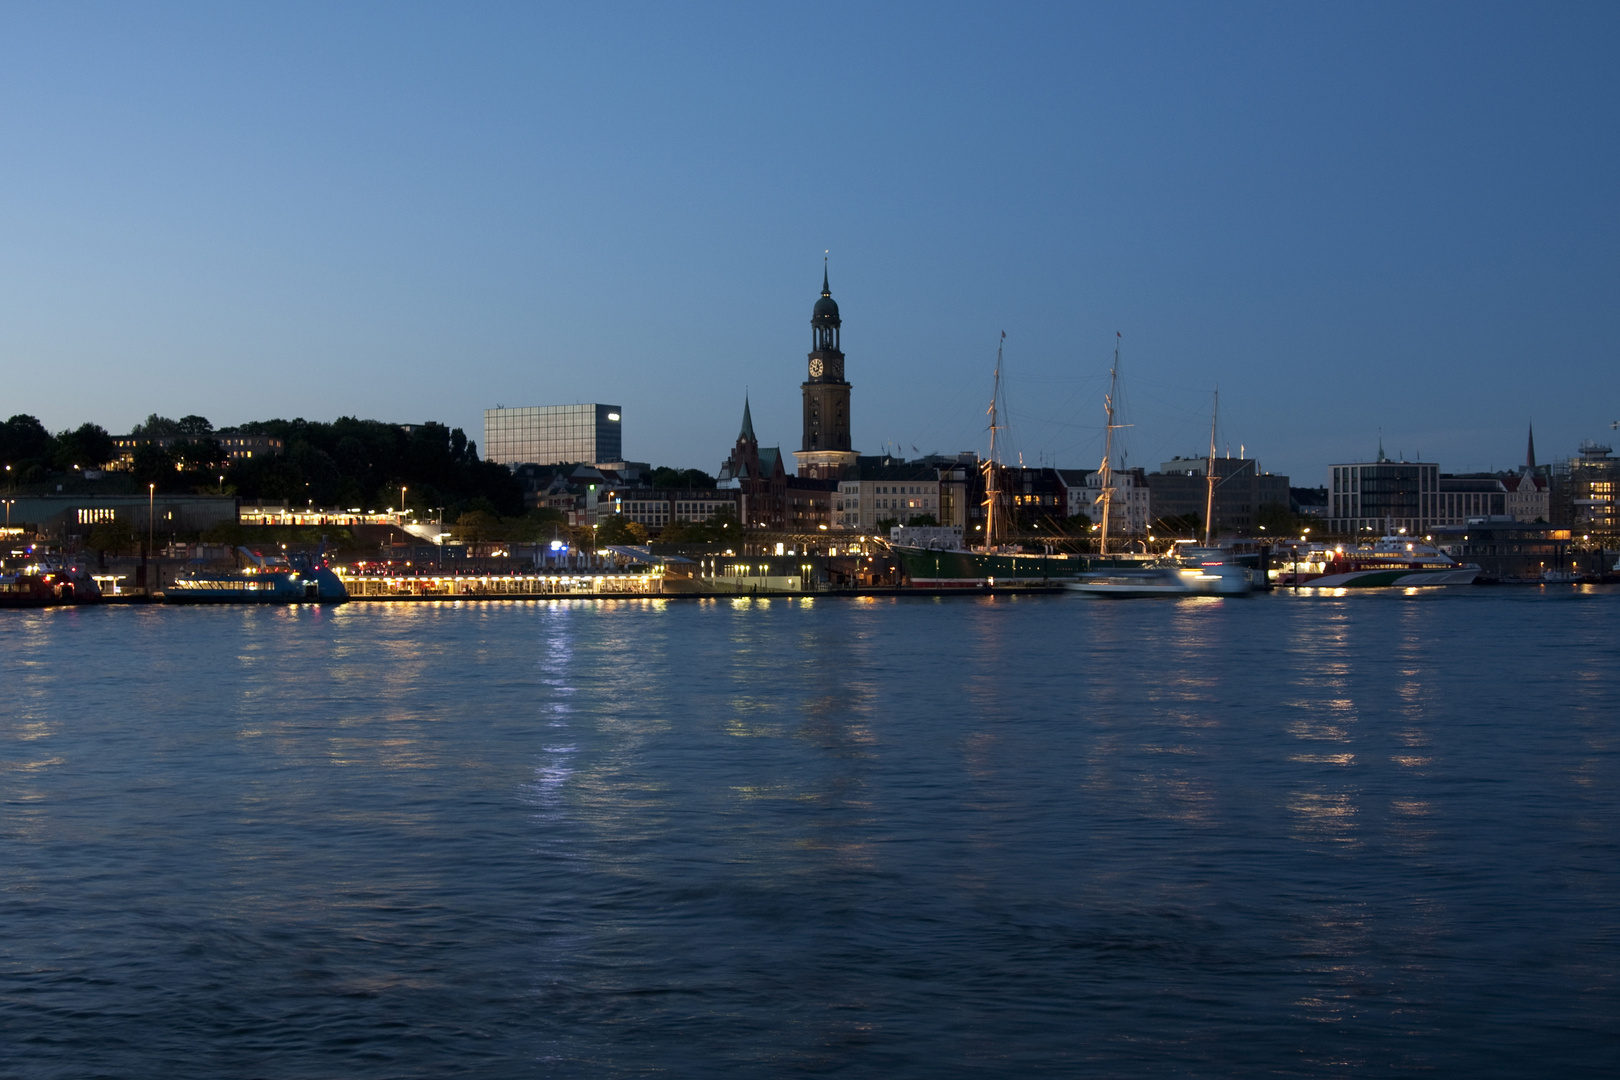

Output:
xmin=0 ymin=414 xmax=118 ymax=480
xmin=2 ymin=412 xmax=524 ymax=519
xmin=225 ymin=417 xmax=523 ymax=517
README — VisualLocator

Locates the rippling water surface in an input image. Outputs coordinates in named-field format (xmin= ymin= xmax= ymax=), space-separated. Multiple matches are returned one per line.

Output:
xmin=3 ymin=590 xmax=1618 ymax=1077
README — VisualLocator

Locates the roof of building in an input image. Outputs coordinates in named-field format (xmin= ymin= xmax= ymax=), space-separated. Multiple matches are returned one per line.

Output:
xmin=1438 ymin=475 xmax=1507 ymax=492
xmin=1502 ymin=472 xmax=1548 ymax=493
xmin=844 ymin=462 xmax=943 ymax=482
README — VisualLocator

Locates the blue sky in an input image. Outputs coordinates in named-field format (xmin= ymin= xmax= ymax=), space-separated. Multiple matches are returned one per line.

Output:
xmin=1 ymin=3 xmax=1615 ymax=483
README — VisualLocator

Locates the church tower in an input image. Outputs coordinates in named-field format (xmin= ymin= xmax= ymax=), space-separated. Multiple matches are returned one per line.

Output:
xmin=793 ymin=262 xmax=860 ymax=478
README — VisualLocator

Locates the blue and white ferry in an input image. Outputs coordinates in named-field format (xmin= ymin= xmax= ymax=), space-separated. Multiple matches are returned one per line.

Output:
xmin=163 ymin=547 xmax=349 ymax=604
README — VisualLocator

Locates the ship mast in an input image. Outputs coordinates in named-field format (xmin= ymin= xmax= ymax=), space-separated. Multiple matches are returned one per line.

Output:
xmin=1203 ymin=388 xmax=1218 ymax=547
xmin=1097 ymin=334 xmax=1125 ymax=556
xmin=982 ymin=332 xmax=1006 ymax=550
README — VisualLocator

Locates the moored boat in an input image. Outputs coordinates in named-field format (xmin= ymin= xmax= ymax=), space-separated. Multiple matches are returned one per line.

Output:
xmin=1067 ymin=557 xmax=1252 ymax=597
xmin=891 ymin=545 xmax=1085 ymax=587
xmin=0 ymin=549 xmax=102 ymax=607
xmin=163 ymin=547 xmax=348 ymax=604
xmin=1270 ymin=536 xmax=1479 ymax=588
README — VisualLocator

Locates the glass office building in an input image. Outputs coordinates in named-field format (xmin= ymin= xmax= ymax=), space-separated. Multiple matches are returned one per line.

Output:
xmin=1328 ymin=460 xmax=1439 ymax=535
xmin=483 ymin=404 xmax=623 ymax=467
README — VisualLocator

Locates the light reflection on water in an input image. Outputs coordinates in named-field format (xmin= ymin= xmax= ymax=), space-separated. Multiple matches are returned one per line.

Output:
xmin=1 ymin=590 xmax=1618 ymax=1077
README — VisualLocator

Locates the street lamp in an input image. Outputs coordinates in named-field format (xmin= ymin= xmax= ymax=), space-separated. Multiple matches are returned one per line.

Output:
xmin=148 ymin=483 xmax=155 ymax=554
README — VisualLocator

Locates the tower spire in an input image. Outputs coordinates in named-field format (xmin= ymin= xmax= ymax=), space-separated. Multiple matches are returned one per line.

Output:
xmin=796 ymin=258 xmax=855 ymax=478
xmin=1526 ymin=423 xmax=1537 ymax=470
xmin=738 ymin=394 xmax=756 ymax=443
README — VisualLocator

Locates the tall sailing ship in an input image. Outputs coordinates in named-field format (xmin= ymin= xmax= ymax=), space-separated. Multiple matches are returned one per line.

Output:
xmin=891 ymin=333 xmax=1151 ymax=588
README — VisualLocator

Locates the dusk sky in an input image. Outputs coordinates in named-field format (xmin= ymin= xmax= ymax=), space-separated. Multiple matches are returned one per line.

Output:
xmin=2 ymin=3 xmax=1615 ymax=482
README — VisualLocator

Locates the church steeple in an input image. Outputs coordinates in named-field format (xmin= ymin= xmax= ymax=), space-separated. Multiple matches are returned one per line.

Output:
xmin=738 ymin=395 xmax=756 ymax=444
xmin=811 ymin=261 xmax=841 ymax=357
xmin=1526 ymin=423 xmax=1537 ymax=470
xmin=796 ymin=259 xmax=857 ymax=478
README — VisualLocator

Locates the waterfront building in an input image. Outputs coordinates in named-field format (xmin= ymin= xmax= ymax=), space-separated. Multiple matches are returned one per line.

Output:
xmin=1150 ymin=455 xmax=1290 ymax=536
xmin=1553 ymin=440 xmax=1619 ymax=535
xmin=482 ymin=404 xmax=623 ymax=467
xmin=612 ymin=489 xmax=739 ymax=531
xmin=1057 ymin=467 xmax=1151 ymax=534
xmin=794 ymin=266 xmax=860 ymax=479
xmin=1505 ymin=425 xmax=1551 ymax=523
xmin=6 ymin=494 xmax=237 ymax=541
xmin=834 ymin=460 xmax=942 ymax=532
xmin=877 ymin=453 xmax=980 ymax=536
xmin=214 ymin=433 xmax=285 ymax=463
xmin=717 ymin=398 xmax=834 ymax=532
xmin=1432 ymin=476 xmax=1507 ymax=527
xmin=1431 ymin=519 xmax=1574 ymax=580
xmin=933 ymin=456 xmax=977 ymax=537
xmin=1330 ymin=466 xmax=1522 ymax=534
xmin=1291 ymin=486 xmax=1330 ymax=520
xmin=511 ymin=462 xmax=637 ymax=527
xmin=1331 ymin=430 xmax=1558 ymax=535
xmin=1327 ymin=445 xmax=1438 ymax=536
xmin=998 ymin=465 xmax=1068 ymax=528
xmin=1503 ymin=472 xmax=1549 ymax=522
xmin=109 ymin=431 xmax=284 ymax=470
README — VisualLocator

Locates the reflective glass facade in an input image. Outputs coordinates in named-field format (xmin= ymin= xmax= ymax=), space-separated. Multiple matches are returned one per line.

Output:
xmin=483 ymin=404 xmax=622 ymax=467
xmin=1328 ymin=462 xmax=1438 ymax=535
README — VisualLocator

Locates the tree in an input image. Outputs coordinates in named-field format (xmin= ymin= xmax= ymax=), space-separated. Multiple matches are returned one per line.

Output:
xmin=505 ymin=507 xmax=569 ymax=543
xmin=454 ymin=509 xmax=502 ymax=543
xmin=131 ymin=442 xmax=178 ymax=489
xmin=1 ymin=414 xmax=56 ymax=468
xmin=133 ymin=414 xmax=182 ymax=437
xmin=657 ymin=510 xmax=739 ymax=543
xmin=172 ymin=437 xmax=229 ymax=477
xmin=176 ymin=415 xmax=214 ymax=436
xmin=1255 ymin=501 xmax=1304 ymax=536
xmin=595 ymin=514 xmax=648 ymax=545
xmin=1153 ymin=513 xmax=1201 ymax=538
xmin=87 ymin=518 xmax=138 ymax=555
xmin=214 ymin=415 xmax=519 ymax=514
xmin=54 ymin=423 xmax=116 ymax=472
xmin=650 ymin=466 xmax=717 ymax=489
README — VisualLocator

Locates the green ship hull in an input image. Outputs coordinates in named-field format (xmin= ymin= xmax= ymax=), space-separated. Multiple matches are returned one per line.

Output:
xmin=892 ymin=547 xmax=1139 ymax=587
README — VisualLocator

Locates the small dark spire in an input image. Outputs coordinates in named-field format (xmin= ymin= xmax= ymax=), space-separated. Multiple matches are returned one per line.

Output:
xmin=738 ymin=395 xmax=756 ymax=443
xmin=822 ymin=255 xmax=830 ymax=297
xmin=1526 ymin=423 xmax=1537 ymax=470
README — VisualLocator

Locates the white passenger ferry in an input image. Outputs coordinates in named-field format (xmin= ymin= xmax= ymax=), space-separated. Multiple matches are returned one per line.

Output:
xmin=1271 ymin=535 xmax=1479 ymax=589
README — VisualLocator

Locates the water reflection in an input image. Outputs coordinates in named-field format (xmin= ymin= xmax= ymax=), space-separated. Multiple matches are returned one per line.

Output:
xmin=3 ymin=594 xmax=1618 ymax=1076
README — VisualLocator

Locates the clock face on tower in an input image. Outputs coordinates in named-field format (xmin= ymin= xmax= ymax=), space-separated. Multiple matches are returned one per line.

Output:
xmin=809 ymin=358 xmax=824 ymax=377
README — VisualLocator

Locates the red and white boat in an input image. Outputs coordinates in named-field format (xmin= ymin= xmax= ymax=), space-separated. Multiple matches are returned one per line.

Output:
xmin=1271 ymin=535 xmax=1479 ymax=588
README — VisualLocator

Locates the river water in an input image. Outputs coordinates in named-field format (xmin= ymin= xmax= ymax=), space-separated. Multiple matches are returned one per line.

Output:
xmin=2 ymin=590 xmax=1617 ymax=1077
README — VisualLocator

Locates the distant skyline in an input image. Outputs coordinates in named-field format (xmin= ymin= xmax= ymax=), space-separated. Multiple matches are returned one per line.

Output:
xmin=2 ymin=3 xmax=1617 ymax=483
